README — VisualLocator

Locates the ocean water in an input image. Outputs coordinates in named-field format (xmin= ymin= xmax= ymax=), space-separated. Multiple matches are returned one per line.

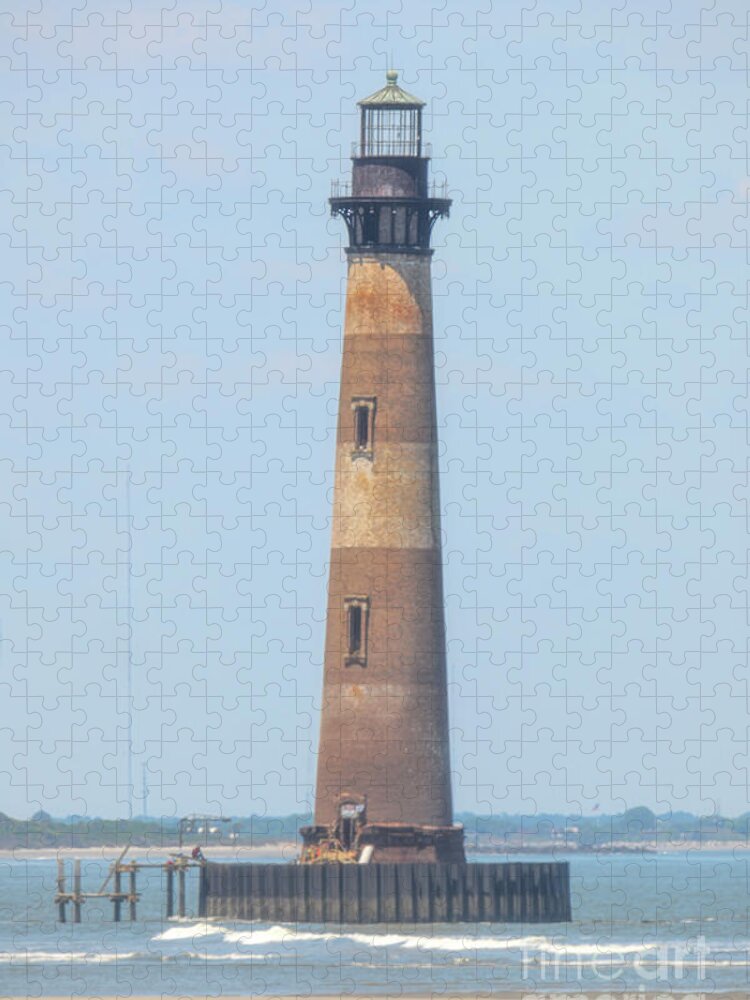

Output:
xmin=1 ymin=850 xmax=748 ymax=995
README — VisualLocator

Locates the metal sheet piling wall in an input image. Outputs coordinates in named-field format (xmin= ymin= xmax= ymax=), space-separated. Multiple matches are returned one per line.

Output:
xmin=200 ymin=862 xmax=571 ymax=924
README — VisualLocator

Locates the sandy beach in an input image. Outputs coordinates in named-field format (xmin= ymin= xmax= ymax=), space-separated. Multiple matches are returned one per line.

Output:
xmin=0 ymin=842 xmax=300 ymax=861
xmin=3 ymin=840 xmax=748 ymax=860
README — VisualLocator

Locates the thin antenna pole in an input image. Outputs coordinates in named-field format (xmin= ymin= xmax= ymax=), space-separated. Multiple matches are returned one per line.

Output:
xmin=126 ymin=468 xmax=133 ymax=819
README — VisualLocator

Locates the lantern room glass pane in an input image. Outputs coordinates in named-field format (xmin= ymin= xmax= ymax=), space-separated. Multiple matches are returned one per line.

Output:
xmin=362 ymin=107 xmax=421 ymax=157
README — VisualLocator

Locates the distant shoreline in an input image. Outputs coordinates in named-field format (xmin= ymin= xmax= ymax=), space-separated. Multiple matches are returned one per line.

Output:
xmin=1 ymin=840 xmax=746 ymax=860
xmin=0 ymin=843 xmax=301 ymax=860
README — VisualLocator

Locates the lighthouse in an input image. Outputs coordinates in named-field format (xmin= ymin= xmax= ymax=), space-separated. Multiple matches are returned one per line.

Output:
xmin=200 ymin=73 xmax=571 ymax=920
xmin=300 ymin=71 xmax=465 ymax=864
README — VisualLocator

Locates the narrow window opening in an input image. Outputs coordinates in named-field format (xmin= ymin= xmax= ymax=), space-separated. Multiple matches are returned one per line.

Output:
xmin=351 ymin=397 xmax=376 ymax=459
xmin=355 ymin=405 xmax=369 ymax=450
xmin=344 ymin=597 xmax=369 ymax=666
xmin=348 ymin=604 xmax=362 ymax=655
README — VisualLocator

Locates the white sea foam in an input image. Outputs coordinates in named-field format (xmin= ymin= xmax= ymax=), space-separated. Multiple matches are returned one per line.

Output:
xmin=0 ymin=951 xmax=139 ymax=963
xmin=222 ymin=924 xmax=337 ymax=946
xmin=378 ymin=933 xmax=552 ymax=952
xmin=151 ymin=924 xmax=639 ymax=955
xmin=213 ymin=925 xmax=556 ymax=952
xmin=539 ymin=940 xmax=668 ymax=956
xmin=154 ymin=923 xmax=341 ymax=947
xmin=151 ymin=922 xmax=724 ymax=957
xmin=180 ymin=951 xmax=280 ymax=961
xmin=154 ymin=923 xmax=226 ymax=941
xmin=148 ymin=921 xmax=750 ymax=975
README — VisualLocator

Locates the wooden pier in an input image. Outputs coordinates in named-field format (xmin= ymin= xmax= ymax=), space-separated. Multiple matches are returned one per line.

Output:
xmin=54 ymin=848 xmax=201 ymax=923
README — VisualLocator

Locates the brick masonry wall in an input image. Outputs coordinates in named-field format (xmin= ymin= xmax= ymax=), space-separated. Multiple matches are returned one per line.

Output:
xmin=314 ymin=252 xmax=455 ymax=830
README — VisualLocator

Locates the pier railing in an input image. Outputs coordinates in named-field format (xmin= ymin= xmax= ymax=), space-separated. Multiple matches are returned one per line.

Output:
xmin=54 ymin=847 xmax=202 ymax=923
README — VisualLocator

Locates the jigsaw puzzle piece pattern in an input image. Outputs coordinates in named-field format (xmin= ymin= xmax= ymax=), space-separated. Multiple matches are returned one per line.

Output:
xmin=0 ymin=1 xmax=747 ymax=828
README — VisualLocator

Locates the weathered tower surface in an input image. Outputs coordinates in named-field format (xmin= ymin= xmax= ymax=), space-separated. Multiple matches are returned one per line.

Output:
xmin=301 ymin=72 xmax=465 ymax=864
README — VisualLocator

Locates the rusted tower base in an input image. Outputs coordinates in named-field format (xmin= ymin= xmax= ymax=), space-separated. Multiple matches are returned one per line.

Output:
xmin=300 ymin=821 xmax=466 ymax=864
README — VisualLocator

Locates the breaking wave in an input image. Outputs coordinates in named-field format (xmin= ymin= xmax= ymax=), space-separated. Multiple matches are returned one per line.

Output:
xmin=149 ymin=922 xmax=744 ymax=964
xmin=0 ymin=951 xmax=139 ymax=963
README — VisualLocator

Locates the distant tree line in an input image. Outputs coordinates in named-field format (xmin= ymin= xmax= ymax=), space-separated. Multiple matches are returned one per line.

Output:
xmin=1 ymin=806 xmax=749 ymax=850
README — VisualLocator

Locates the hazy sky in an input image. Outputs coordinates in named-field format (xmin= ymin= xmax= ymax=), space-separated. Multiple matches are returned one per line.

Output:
xmin=2 ymin=0 xmax=749 ymax=820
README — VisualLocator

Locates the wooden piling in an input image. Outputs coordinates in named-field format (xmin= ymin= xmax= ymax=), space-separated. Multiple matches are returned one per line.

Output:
xmin=166 ymin=864 xmax=174 ymax=918
xmin=57 ymin=858 xmax=67 ymax=923
xmin=73 ymin=859 xmax=82 ymax=923
xmin=178 ymin=866 xmax=186 ymax=918
xmin=113 ymin=866 xmax=122 ymax=922
xmin=197 ymin=863 xmax=207 ymax=918
xmin=52 ymin=853 xmax=189 ymax=925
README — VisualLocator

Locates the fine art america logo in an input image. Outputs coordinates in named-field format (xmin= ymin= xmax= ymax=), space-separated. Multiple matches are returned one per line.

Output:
xmin=522 ymin=936 xmax=709 ymax=984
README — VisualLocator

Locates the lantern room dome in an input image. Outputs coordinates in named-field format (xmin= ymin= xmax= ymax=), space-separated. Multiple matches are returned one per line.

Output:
xmin=358 ymin=70 xmax=425 ymax=108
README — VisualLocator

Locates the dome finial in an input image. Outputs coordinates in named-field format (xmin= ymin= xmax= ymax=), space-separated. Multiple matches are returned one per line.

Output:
xmin=358 ymin=72 xmax=425 ymax=108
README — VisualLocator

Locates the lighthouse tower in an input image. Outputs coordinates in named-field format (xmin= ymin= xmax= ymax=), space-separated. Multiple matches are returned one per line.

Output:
xmin=301 ymin=72 xmax=465 ymax=864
